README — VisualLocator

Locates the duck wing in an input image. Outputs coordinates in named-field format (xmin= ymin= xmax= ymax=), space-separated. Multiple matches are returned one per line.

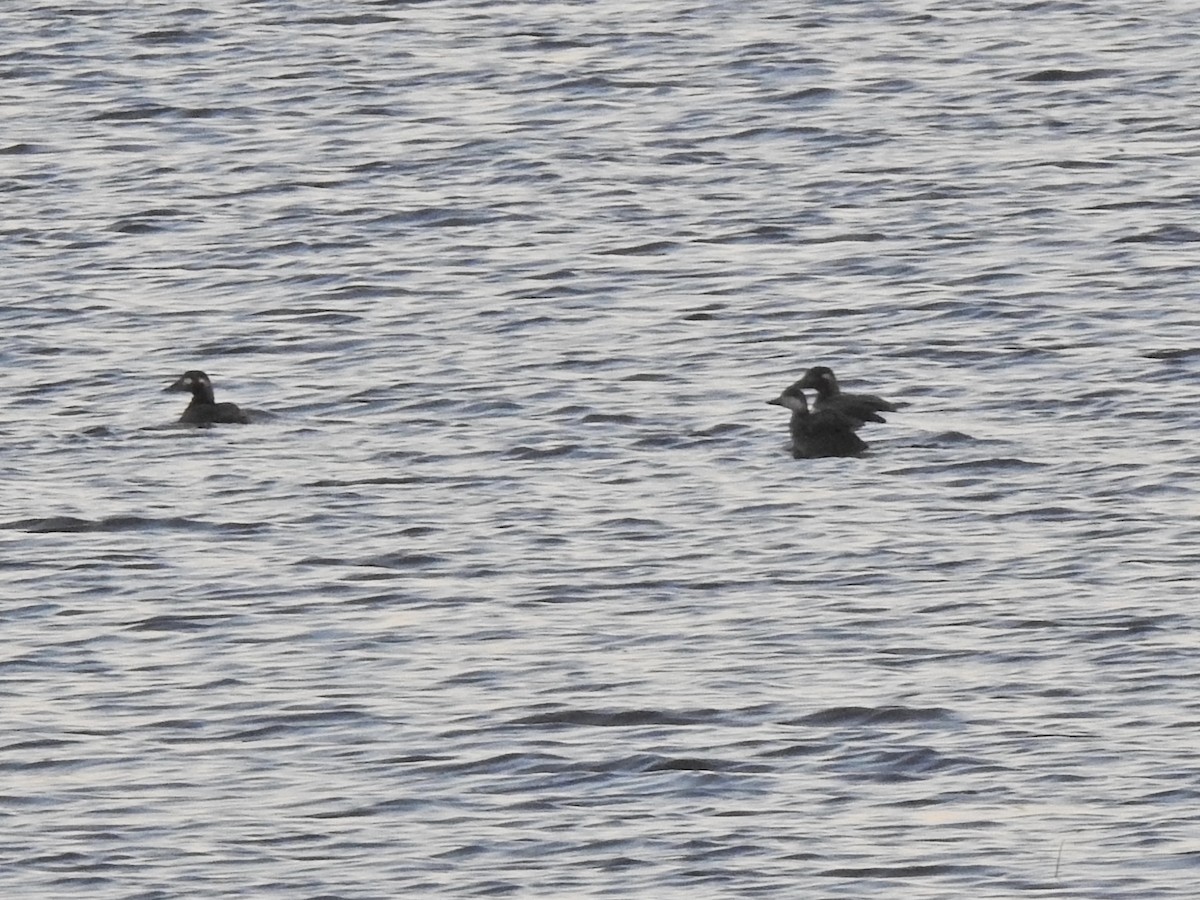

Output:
xmin=818 ymin=392 xmax=897 ymax=424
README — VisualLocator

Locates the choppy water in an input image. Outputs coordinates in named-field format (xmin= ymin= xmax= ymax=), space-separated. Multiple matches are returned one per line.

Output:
xmin=3 ymin=1 xmax=1200 ymax=897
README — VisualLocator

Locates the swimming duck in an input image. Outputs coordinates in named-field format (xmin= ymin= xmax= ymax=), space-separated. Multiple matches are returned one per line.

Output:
xmin=795 ymin=366 xmax=898 ymax=424
xmin=767 ymin=382 xmax=867 ymax=458
xmin=165 ymin=370 xmax=249 ymax=425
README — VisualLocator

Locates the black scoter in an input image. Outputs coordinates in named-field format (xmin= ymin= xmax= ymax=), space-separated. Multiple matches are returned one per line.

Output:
xmin=165 ymin=370 xmax=249 ymax=425
xmin=795 ymin=366 xmax=898 ymax=424
xmin=767 ymin=382 xmax=867 ymax=458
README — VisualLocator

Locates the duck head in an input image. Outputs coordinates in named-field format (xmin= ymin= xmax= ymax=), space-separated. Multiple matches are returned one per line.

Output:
xmin=795 ymin=366 xmax=839 ymax=396
xmin=767 ymin=382 xmax=810 ymax=414
xmin=165 ymin=370 xmax=216 ymax=403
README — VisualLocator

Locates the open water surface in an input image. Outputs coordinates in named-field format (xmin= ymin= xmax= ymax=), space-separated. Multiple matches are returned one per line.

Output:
xmin=3 ymin=1 xmax=1200 ymax=897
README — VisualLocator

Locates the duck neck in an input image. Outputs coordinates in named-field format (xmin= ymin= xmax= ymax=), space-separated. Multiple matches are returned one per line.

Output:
xmin=789 ymin=409 xmax=809 ymax=440
xmin=189 ymin=385 xmax=216 ymax=405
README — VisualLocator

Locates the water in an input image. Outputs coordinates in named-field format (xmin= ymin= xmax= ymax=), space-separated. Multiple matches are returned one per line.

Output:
xmin=3 ymin=1 xmax=1199 ymax=896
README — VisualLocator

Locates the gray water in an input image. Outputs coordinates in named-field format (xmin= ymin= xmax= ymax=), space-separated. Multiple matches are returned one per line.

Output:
xmin=3 ymin=1 xmax=1199 ymax=897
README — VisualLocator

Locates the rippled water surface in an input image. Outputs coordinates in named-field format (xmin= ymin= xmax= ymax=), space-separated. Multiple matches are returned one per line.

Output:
xmin=4 ymin=1 xmax=1200 ymax=897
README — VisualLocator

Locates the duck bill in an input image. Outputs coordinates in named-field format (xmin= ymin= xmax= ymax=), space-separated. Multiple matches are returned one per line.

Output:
xmin=164 ymin=376 xmax=190 ymax=393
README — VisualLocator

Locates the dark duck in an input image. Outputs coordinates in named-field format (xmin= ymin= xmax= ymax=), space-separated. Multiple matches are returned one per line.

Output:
xmin=767 ymin=381 xmax=867 ymax=459
xmin=166 ymin=370 xmax=249 ymax=425
xmin=795 ymin=365 xmax=899 ymax=424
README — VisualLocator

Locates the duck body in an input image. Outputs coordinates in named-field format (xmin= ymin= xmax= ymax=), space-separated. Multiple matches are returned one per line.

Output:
xmin=796 ymin=365 xmax=897 ymax=424
xmin=768 ymin=383 xmax=867 ymax=458
xmin=166 ymin=370 xmax=249 ymax=425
